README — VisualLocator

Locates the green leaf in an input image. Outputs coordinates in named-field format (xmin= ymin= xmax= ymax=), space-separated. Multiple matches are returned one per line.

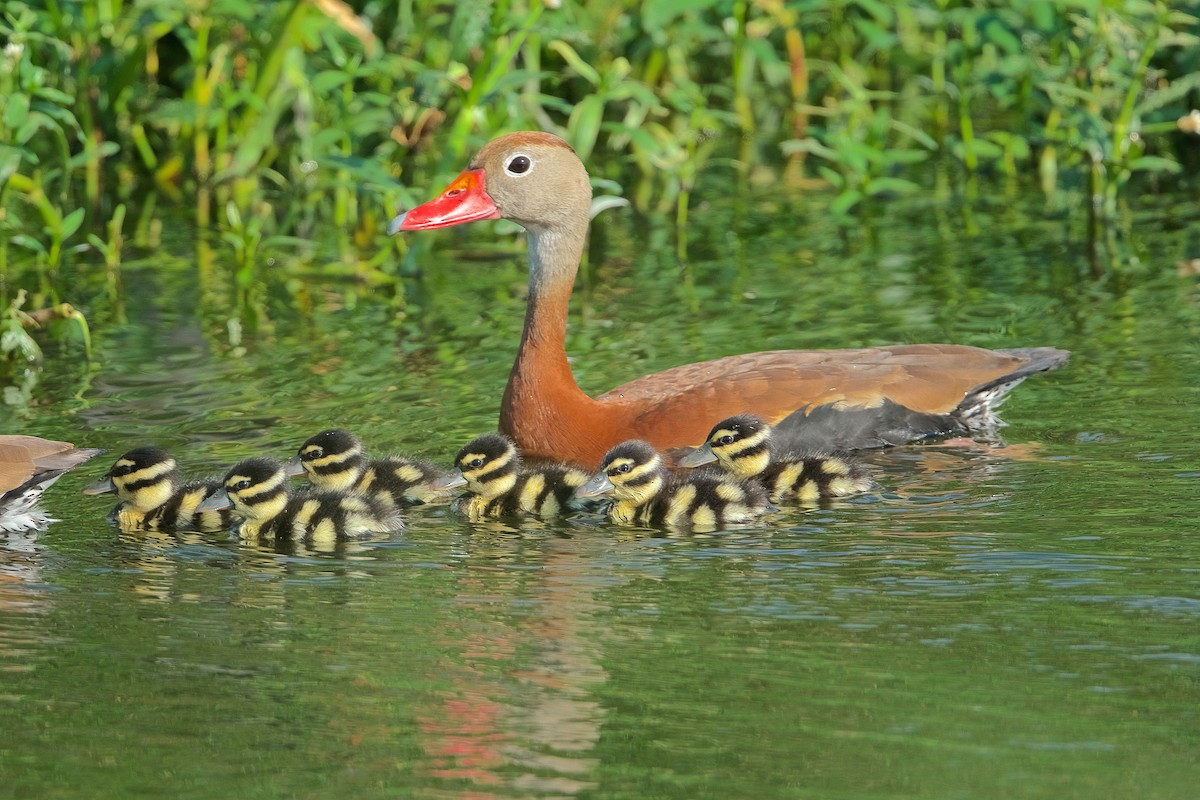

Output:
xmin=0 ymin=145 xmax=24 ymax=188
xmin=59 ymin=208 xmax=85 ymax=240
xmin=3 ymin=94 xmax=30 ymax=129
xmin=312 ymin=70 xmax=353 ymax=94
xmin=547 ymin=40 xmax=601 ymax=86
xmin=14 ymin=113 xmax=58 ymax=145
xmin=981 ymin=17 xmax=1021 ymax=54
xmin=567 ymin=95 xmax=604 ymax=162
xmin=642 ymin=0 xmax=722 ymax=33
xmin=865 ymin=177 xmax=920 ymax=196
xmin=1127 ymin=156 xmax=1181 ymax=174
xmin=816 ymin=166 xmax=845 ymax=189
xmin=10 ymin=234 xmax=47 ymax=255
xmin=32 ymin=86 xmax=74 ymax=106
xmin=829 ymin=189 xmax=863 ymax=216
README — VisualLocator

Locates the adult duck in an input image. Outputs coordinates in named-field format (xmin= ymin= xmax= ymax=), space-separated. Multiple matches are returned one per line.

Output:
xmin=390 ymin=132 xmax=1068 ymax=466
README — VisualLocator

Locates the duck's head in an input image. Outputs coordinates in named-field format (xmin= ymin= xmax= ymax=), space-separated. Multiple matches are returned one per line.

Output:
xmin=435 ymin=433 xmax=521 ymax=500
xmin=198 ymin=457 xmax=289 ymax=521
xmin=576 ymin=440 xmax=664 ymax=505
xmin=82 ymin=447 xmax=178 ymax=511
xmin=286 ymin=428 xmax=365 ymax=490
xmin=678 ymin=414 xmax=773 ymax=479
xmin=389 ymin=132 xmax=592 ymax=235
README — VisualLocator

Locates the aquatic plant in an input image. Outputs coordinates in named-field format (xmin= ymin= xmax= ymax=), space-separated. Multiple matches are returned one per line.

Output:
xmin=0 ymin=0 xmax=1195 ymax=323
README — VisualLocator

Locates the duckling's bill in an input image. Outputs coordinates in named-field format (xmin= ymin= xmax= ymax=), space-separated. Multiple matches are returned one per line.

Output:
xmin=429 ymin=469 xmax=468 ymax=492
xmin=81 ymin=476 xmax=116 ymax=495
xmin=575 ymin=472 xmax=614 ymax=499
xmin=677 ymin=442 xmax=717 ymax=468
xmin=195 ymin=488 xmax=232 ymax=513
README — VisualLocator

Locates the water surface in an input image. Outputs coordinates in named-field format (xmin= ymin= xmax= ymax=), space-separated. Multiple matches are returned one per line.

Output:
xmin=2 ymin=181 xmax=1198 ymax=798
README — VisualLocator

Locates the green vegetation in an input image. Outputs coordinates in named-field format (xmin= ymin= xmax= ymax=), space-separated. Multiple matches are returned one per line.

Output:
xmin=0 ymin=0 xmax=1198 ymax=398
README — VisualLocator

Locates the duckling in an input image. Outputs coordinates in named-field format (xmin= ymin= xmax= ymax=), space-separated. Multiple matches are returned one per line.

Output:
xmin=679 ymin=414 xmax=874 ymax=504
xmin=287 ymin=428 xmax=451 ymax=508
xmin=197 ymin=457 xmax=403 ymax=543
xmin=434 ymin=433 xmax=590 ymax=522
xmin=575 ymin=440 xmax=771 ymax=532
xmin=1 ymin=435 xmax=103 ymax=532
xmin=82 ymin=447 xmax=233 ymax=532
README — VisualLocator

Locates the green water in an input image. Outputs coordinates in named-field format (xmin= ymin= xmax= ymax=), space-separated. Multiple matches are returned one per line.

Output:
xmin=2 ymin=182 xmax=1199 ymax=798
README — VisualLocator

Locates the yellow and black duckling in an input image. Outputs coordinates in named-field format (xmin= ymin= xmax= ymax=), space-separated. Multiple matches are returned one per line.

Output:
xmin=1 ymin=435 xmax=103 ymax=532
xmin=433 ymin=433 xmax=590 ymax=522
xmin=82 ymin=447 xmax=232 ymax=532
xmin=678 ymin=414 xmax=875 ymax=503
xmin=287 ymin=428 xmax=451 ymax=508
xmin=575 ymin=439 xmax=772 ymax=532
xmin=197 ymin=456 xmax=403 ymax=543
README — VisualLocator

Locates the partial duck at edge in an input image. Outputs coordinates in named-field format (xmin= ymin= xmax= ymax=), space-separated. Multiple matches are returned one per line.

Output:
xmin=1 ymin=435 xmax=102 ymax=532
xmin=391 ymin=131 xmax=1068 ymax=466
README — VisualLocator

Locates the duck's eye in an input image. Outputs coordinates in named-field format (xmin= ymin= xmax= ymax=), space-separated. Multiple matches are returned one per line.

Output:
xmin=505 ymin=154 xmax=532 ymax=176
xmin=306 ymin=448 xmax=323 ymax=460
xmin=468 ymin=458 xmax=484 ymax=469
xmin=718 ymin=435 xmax=735 ymax=446
xmin=613 ymin=463 xmax=632 ymax=474
xmin=233 ymin=480 xmax=251 ymax=491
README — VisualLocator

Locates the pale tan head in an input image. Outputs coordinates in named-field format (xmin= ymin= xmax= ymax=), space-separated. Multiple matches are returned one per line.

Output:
xmin=467 ymin=132 xmax=591 ymax=233
xmin=396 ymin=131 xmax=592 ymax=237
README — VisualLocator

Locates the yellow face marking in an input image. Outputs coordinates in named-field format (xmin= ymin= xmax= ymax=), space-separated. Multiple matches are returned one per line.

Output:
xmin=458 ymin=451 xmax=489 ymax=470
xmin=605 ymin=455 xmax=663 ymax=506
xmin=469 ymin=470 xmax=517 ymax=500
xmin=710 ymin=425 xmax=771 ymax=478
xmin=113 ymin=456 xmax=178 ymax=512
xmin=730 ymin=450 xmax=770 ymax=480
xmin=227 ymin=471 xmax=288 ymax=521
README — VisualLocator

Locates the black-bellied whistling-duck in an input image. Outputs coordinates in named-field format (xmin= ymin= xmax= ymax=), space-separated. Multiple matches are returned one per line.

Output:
xmin=1 ymin=435 xmax=102 ymax=532
xmin=434 ymin=432 xmax=590 ymax=521
xmin=81 ymin=447 xmax=232 ymax=532
xmin=196 ymin=457 xmax=403 ymax=542
xmin=678 ymin=414 xmax=875 ymax=503
xmin=575 ymin=439 xmax=771 ymax=531
xmin=390 ymin=131 xmax=1069 ymax=466
xmin=286 ymin=428 xmax=452 ymax=508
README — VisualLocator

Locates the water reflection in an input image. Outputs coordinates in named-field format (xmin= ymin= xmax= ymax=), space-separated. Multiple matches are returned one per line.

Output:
xmin=1 ymin=531 xmax=56 ymax=686
xmin=416 ymin=531 xmax=609 ymax=796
